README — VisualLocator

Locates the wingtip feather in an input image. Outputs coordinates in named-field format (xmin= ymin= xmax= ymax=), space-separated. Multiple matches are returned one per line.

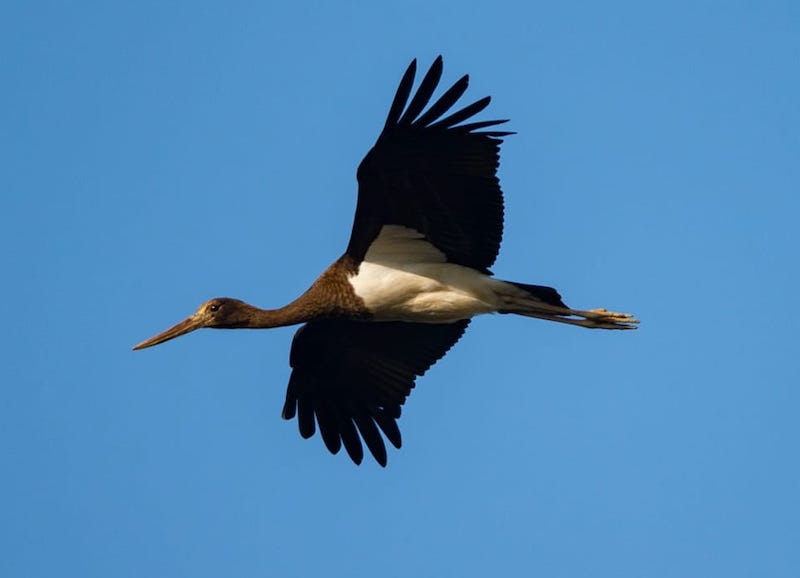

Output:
xmin=384 ymin=58 xmax=418 ymax=130
xmin=398 ymin=56 xmax=444 ymax=125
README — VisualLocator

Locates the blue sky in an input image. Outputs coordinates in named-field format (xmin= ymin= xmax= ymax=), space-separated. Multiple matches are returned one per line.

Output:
xmin=2 ymin=1 xmax=798 ymax=576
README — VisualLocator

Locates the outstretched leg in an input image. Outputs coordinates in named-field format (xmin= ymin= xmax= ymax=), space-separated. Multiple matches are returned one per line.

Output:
xmin=498 ymin=281 xmax=639 ymax=330
xmin=514 ymin=306 xmax=639 ymax=330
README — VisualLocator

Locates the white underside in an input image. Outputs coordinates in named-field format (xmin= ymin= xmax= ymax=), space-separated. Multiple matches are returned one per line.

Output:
xmin=349 ymin=225 xmax=526 ymax=323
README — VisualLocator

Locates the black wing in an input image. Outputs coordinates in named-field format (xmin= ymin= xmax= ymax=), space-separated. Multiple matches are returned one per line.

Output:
xmin=347 ymin=56 xmax=512 ymax=274
xmin=282 ymin=319 xmax=470 ymax=466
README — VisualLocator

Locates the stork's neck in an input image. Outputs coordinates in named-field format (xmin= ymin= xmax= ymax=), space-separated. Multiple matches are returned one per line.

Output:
xmin=230 ymin=255 xmax=370 ymax=329
xmin=231 ymin=299 xmax=320 ymax=329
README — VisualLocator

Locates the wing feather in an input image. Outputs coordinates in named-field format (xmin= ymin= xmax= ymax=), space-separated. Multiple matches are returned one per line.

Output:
xmin=283 ymin=319 xmax=470 ymax=465
xmin=399 ymin=55 xmax=443 ymax=125
xmin=413 ymin=75 xmax=469 ymax=128
xmin=383 ymin=59 xmax=417 ymax=130
xmin=349 ymin=56 xmax=509 ymax=273
xmin=428 ymin=95 xmax=492 ymax=129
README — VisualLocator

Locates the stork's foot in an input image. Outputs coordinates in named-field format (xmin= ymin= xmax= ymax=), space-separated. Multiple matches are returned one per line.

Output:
xmin=511 ymin=302 xmax=639 ymax=330
xmin=577 ymin=308 xmax=639 ymax=330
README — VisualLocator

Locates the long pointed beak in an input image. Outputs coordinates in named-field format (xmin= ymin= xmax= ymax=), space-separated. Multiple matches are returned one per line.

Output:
xmin=133 ymin=315 xmax=203 ymax=350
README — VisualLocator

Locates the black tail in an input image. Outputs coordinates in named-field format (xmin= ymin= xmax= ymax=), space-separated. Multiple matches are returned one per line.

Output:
xmin=507 ymin=282 xmax=568 ymax=309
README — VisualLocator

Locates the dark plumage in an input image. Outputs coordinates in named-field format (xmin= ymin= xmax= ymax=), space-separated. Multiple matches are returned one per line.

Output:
xmin=134 ymin=56 xmax=638 ymax=466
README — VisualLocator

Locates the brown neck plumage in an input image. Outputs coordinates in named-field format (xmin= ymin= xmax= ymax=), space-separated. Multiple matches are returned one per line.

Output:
xmin=217 ymin=256 xmax=370 ymax=329
xmin=217 ymin=298 xmax=322 ymax=329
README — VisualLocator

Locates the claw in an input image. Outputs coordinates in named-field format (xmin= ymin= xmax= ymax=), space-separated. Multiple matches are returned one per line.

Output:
xmin=583 ymin=308 xmax=639 ymax=329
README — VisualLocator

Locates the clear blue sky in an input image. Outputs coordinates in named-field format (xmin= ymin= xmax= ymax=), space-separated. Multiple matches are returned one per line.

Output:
xmin=2 ymin=1 xmax=798 ymax=577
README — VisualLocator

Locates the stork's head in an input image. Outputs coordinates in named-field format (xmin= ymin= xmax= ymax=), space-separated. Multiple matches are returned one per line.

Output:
xmin=132 ymin=297 xmax=250 ymax=350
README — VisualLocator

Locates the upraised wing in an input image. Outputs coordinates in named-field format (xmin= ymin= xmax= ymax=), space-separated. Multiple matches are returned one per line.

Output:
xmin=347 ymin=56 xmax=512 ymax=274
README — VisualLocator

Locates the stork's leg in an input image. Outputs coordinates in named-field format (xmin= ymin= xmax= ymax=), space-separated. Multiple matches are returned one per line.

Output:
xmin=500 ymin=292 xmax=639 ymax=330
xmin=517 ymin=307 xmax=639 ymax=330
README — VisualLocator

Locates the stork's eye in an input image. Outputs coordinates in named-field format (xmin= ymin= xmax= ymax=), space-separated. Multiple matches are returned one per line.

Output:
xmin=209 ymin=303 xmax=221 ymax=312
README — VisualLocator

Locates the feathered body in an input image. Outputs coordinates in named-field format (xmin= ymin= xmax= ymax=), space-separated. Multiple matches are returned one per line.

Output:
xmin=134 ymin=57 xmax=637 ymax=466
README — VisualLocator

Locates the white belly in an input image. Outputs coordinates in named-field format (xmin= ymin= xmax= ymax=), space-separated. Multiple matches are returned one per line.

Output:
xmin=348 ymin=225 xmax=504 ymax=322
xmin=350 ymin=261 xmax=501 ymax=322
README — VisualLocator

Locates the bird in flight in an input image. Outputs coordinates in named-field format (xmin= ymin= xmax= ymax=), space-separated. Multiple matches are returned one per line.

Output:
xmin=134 ymin=56 xmax=638 ymax=466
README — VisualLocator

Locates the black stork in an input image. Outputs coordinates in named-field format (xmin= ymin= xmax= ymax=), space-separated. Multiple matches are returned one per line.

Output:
xmin=134 ymin=56 xmax=638 ymax=466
